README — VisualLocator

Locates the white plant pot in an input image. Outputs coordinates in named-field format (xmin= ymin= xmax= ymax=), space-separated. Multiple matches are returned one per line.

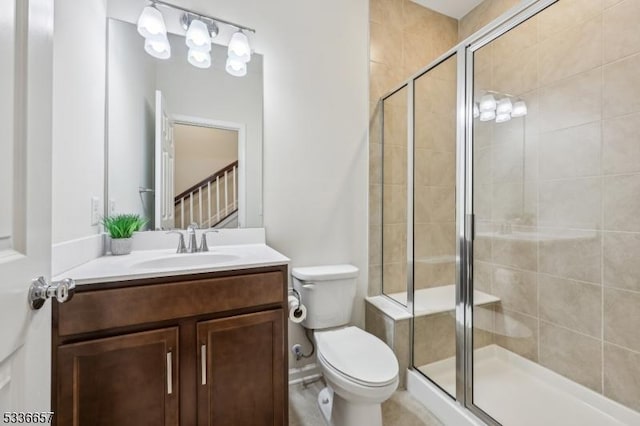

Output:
xmin=110 ymin=237 xmax=133 ymax=256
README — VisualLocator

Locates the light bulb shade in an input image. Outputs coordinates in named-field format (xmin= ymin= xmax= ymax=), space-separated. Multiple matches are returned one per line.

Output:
xmin=479 ymin=110 xmax=496 ymax=122
xmin=496 ymin=112 xmax=512 ymax=123
xmin=226 ymin=57 xmax=247 ymax=77
xmin=188 ymin=49 xmax=211 ymax=69
xmin=144 ymin=34 xmax=171 ymax=59
xmin=511 ymin=101 xmax=528 ymax=117
xmin=496 ymin=97 xmax=513 ymax=115
xmin=228 ymin=31 xmax=251 ymax=63
xmin=186 ymin=19 xmax=211 ymax=52
xmin=137 ymin=6 xmax=166 ymax=38
xmin=479 ymin=94 xmax=497 ymax=112
xmin=473 ymin=103 xmax=480 ymax=118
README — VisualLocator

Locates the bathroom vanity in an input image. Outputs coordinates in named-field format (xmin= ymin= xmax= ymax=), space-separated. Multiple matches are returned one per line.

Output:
xmin=51 ymin=245 xmax=289 ymax=426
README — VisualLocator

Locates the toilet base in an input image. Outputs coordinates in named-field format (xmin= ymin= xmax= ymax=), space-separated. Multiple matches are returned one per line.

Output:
xmin=317 ymin=386 xmax=383 ymax=426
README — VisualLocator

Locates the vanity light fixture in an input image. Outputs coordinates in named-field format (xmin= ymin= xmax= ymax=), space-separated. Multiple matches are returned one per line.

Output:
xmin=475 ymin=91 xmax=527 ymax=123
xmin=136 ymin=1 xmax=256 ymax=74
xmin=479 ymin=94 xmax=497 ymax=112
xmin=185 ymin=19 xmax=212 ymax=52
xmin=144 ymin=33 xmax=171 ymax=59
xmin=479 ymin=110 xmax=496 ymax=122
xmin=496 ymin=97 xmax=513 ymax=115
xmin=137 ymin=5 xmax=167 ymax=38
xmin=228 ymin=30 xmax=251 ymax=63
xmin=225 ymin=57 xmax=247 ymax=77
xmin=511 ymin=100 xmax=528 ymax=118
xmin=188 ymin=49 xmax=212 ymax=69
xmin=495 ymin=112 xmax=512 ymax=123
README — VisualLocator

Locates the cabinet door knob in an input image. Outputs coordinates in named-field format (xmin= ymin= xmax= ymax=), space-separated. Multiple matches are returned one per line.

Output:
xmin=29 ymin=276 xmax=76 ymax=310
xmin=201 ymin=344 xmax=207 ymax=385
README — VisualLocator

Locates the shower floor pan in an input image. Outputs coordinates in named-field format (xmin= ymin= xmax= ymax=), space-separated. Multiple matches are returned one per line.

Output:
xmin=418 ymin=345 xmax=640 ymax=426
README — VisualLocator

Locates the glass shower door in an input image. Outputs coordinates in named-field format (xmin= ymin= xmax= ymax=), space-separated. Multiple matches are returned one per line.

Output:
xmin=470 ymin=0 xmax=640 ymax=424
xmin=381 ymin=85 xmax=408 ymax=305
xmin=412 ymin=54 xmax=458 ymax=398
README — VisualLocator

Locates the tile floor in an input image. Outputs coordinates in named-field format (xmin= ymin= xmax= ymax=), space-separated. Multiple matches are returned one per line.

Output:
xmin=289 ymin=379 xmax=443 ymax=426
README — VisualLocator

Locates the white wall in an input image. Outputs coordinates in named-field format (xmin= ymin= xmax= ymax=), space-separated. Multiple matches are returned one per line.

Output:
xmin=52 ymin=0 xmax=106 ymax=243
xmin=107 ymin=19 xmax=156 ymax=223
xmin=54 ymin=0 xmax=370 ymax=368
xmin=180 ymin=0 xmax=370 ymax=368
xmin=173 ymin=125 xmax=238 ymax=194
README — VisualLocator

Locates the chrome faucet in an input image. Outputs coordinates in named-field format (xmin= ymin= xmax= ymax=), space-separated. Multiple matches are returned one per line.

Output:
xmin=200 ymin=229 xmax=219 ymax=252
xmin=167 ymin=225 xmax=219 ymax=253
xmin=166 ymin=230 xmax=187 ymax=253
xmin=186 ymin=223 xmax=199 ymax=253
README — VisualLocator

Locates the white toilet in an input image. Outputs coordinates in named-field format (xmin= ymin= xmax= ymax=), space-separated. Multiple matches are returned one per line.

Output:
xmin=292 ymin=264 xmax=399 ymax=426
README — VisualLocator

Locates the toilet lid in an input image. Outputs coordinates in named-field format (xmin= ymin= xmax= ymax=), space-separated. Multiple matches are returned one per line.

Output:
xmin=315 ymin=327 xmax=398 ymax=386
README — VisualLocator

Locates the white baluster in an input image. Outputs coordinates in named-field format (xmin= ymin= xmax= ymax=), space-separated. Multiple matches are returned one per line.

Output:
xmin=224 ymin=171 xmax=228 ymax=217
xmin=181 ymin=198 xmax=185 ymax=229
xmin=190 ymin=192 xmax=194 ymax=224
xmin=216 ymin=176 xmax=220 ymax=223
xmin=207 ymin=181 xmax=211 ymax=227
xmin=198 ymin=187 xmax=202 ymax=228
xmin=232 ymin=166 xmax=237 ymax=210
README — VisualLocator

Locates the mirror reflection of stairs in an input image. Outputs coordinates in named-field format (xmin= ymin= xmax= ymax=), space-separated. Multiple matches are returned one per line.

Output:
xmin=174 ymin=161 xmax=238 ymax=229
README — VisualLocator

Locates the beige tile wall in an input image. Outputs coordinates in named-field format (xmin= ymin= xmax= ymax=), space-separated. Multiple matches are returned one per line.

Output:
xmin=459 ymin=0 xmax=520 ymax=40
xmin=414 ymin=56 xmax=458 ymax=291
xmin=370 ymin=0 xmax=640 ymax=413
xmin=369 ymin=0 xmax=458 ymax=297
xmin=470 ymin=0 xmax=640 ymax=411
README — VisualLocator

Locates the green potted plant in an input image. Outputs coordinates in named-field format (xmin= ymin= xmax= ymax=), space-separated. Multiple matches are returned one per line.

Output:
xmin=102 ymin=214 xmax=148 ymax=255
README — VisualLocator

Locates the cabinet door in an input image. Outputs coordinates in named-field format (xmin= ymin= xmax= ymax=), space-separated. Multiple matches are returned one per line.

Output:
xmin=197 ymin=310 xmax=286 ymax=426
xmin=57 ymin=328 xmax=179 ymax=426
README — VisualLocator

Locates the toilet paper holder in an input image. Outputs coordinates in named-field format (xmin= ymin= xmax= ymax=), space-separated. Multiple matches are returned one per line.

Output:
xmin=288 ymin=288 xmax=302 ymax=315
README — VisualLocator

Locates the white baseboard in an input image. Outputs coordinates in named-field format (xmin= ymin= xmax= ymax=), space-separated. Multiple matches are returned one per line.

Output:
xmin=288 ymin=363 xmax=322 ymax=385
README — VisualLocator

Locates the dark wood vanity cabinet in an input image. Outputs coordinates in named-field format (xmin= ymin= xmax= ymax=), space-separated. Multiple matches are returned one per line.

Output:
xmin=56 ymin=328 xmax=179 ymax=426
xmin=197 ymin=310 xmax=285 ymax=426
xmin=52 ymin=266 xmax=288 ymax=426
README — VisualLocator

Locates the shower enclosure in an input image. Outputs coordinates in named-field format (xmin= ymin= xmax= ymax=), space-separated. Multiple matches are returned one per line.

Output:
xmin=379 ymin=0 xmax=640 ymax=424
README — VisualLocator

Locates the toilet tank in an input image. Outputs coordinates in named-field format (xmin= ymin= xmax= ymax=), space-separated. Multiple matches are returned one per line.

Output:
xmin=292 ymin=264 xmax=359 ymax=330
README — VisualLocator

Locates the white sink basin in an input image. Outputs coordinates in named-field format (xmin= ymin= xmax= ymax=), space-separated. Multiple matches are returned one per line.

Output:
xmin=132 ymin=253 xmax=240 ymax=270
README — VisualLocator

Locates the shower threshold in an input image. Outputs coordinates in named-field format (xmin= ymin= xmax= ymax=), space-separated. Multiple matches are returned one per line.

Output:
xmin=418 ymin=345 xmax=640 ymax=426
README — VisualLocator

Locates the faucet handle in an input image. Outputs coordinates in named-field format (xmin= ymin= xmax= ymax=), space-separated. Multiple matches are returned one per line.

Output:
xmin=166 ymin=231 xmax=187 ymax=253
xmin=199 ymin=230 xmax=219 ymax=252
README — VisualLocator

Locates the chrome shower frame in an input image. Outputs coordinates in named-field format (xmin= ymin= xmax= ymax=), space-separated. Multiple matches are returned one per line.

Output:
xmin=378 ymin=0 xmax=558 ymax=424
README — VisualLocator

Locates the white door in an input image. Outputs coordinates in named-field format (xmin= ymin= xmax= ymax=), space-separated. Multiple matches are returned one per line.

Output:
xmin=0 ymin=0 xmax=54 ymax=416
xmin=154 ymin=90 xmax=175 ymax=230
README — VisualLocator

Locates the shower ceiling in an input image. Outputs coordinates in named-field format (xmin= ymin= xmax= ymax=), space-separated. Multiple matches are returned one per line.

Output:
xmin=410 ymin=0 xmax=484 ymax=19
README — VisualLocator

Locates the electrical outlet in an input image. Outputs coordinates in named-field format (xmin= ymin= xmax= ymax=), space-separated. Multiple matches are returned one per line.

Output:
xmin=109 ymin=199 xmax=116 ymax=215
xmin=91 ymin=197 xmax=100 ymax=226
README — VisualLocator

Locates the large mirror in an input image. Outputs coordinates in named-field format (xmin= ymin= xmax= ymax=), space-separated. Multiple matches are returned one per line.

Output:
xmin=106 ymin=1 xmax=263 ymax=230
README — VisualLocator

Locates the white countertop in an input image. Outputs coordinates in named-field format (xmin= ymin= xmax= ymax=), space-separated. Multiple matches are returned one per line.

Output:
xmin=54 ymin=244 xmax=290 ymax=285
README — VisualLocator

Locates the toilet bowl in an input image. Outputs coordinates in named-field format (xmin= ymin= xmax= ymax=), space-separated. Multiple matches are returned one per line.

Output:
xmin=314 ymin=326 xmax=399 ymax=426
xmin=291 ymin=265 xmax=399 ymax=426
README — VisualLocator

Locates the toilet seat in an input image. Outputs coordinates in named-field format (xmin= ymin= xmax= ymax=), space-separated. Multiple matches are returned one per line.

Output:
xmin=315 ymin=326 xmax=399 ymax=387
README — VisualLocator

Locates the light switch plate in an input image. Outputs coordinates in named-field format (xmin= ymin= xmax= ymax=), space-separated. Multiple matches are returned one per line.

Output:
xmin=91 ymin=197 xmax=100 ymax=226
xmin=109 ymin=199 xmax=116 ymax=215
